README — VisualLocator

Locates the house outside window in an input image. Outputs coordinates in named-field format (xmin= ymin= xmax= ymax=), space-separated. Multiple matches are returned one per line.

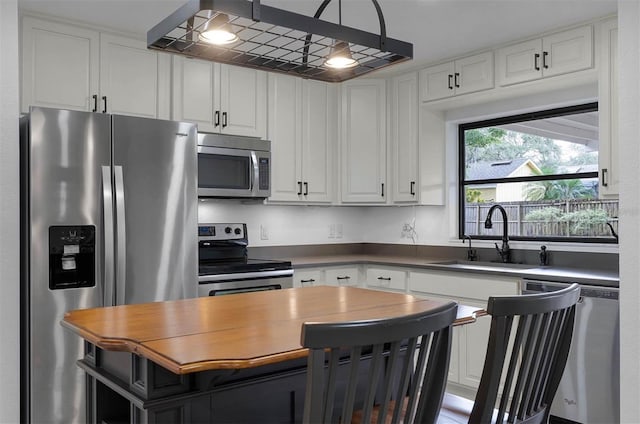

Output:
xmin=459 ymin=102 xmax=619 ymax=243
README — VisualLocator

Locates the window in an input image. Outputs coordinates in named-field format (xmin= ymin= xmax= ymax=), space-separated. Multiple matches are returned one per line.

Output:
xmin=459 ymin=102 xmax=618 ymax=243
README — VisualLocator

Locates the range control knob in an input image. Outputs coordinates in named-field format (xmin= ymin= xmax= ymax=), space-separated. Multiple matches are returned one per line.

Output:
xmin=234 ymin=228 xmax=242 ymax=235
xmin=225 ymin=227 xmax=232 ymax=234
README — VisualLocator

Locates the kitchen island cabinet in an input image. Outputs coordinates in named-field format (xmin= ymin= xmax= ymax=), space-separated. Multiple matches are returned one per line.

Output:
xmin=62 ymin=286 xmax=484 ymax=423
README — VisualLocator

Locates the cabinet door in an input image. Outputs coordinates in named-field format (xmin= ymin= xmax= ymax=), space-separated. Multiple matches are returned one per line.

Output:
xmin=419 ymin=61 xmax=455 ymax=102
xmin=267 ymin=74 xmax=303 ymax=202
xmin=598 ymin=20 xmax=618 ymax=197
xmin=454 ymin=51 xmax=494 ymax=95
xmin=99 ymin=34 xmax=170 ymax=119
xmin=365 ymin=267 xmax=406 ymax=292
xmin=172 ymin=57 xmax=217 ymax=131
xmin=457 ymin=298 xmax=492 ymax=389
xmin=391 ymin=73 xmax=418 ymax=203
xmin=542 ymin=25 xmax=593 ymax=78
xmin=219 ymin=65 xmax=267 ymax=138
xmin=496 ymin=38 xmax=542 ymax=86
xmin=21 ymin=16 xmax=99 ymax=113
xmin=294 ymin=269 xmax=323 ymax=288
xmin=341 ymin=80 xmax=387 ymax=203
xmin=302 ymin=80 xmax=335 ymax=203
xmin=324 ymin=267 xmax=360 ymax=287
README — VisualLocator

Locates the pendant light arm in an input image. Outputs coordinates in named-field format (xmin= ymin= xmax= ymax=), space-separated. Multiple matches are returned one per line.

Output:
xmin=302 ymin=0 xmax=387 ymax=66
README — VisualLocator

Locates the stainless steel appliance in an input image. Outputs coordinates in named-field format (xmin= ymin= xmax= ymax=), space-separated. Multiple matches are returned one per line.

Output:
xmin=198 ymin=133 xmax=271 ymax=198
xmin=522 ymin=280 xmax=620 ymax=424
xmin=198 ymin=223 xmax=293 ymax=296
xmin=20 ymin=107 xmax=198 ymax=423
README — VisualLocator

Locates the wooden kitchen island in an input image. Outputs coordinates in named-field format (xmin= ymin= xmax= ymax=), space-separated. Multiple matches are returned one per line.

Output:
xmin=62 ymin=286 xmax=485 ymax=423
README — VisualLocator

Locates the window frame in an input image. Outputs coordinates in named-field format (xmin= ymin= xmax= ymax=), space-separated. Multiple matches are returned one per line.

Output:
xmin=457 ymin=102 xmax=614 ymax=244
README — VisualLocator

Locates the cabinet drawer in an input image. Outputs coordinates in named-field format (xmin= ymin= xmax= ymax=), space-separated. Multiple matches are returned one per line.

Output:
xmin=365 ymin=267 xmax=407 ymax=291
xmin=324 ymin=267 xmax=360 ymax=287
xmin=294 ymin=269 xmax=322 ymax=288
xmin=409 ymin=270 xmax=519 ymax=301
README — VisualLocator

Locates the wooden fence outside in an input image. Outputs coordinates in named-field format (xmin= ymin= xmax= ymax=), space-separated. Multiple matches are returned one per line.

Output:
xmin=464 ymin=199 xmax=619 ymax=238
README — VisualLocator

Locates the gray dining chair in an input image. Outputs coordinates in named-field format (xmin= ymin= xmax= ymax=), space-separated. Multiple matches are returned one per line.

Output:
xmin=438 ymin=283 xmax=580 ymax=424
xmin=301 ymin=301 xmax=458 ymax=424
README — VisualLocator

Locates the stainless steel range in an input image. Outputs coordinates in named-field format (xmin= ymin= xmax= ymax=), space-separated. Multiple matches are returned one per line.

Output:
xmin=198 ymin=223 xmax=293 ymax=296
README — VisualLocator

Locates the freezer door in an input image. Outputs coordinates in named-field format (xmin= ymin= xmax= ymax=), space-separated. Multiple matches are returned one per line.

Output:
xmin=112 ymin=115 xmax=198 ymax=304
xmin=24 ymin=107 xmax=111 ymax=423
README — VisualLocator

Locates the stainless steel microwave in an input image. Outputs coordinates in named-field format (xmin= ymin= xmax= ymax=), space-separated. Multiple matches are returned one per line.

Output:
xmin=197 ymin=133 xmax=271 ymax=198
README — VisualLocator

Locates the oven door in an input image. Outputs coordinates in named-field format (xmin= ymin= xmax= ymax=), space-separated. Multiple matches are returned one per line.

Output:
xmin=198 ymin=269 xmax=293 ymax=296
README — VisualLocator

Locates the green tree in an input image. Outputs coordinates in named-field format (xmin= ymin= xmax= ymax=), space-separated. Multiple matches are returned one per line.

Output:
xmin=525 ymin=179 xmax=596 ymax=201
xmin=466 ymin=188 xmax=483 ymax=203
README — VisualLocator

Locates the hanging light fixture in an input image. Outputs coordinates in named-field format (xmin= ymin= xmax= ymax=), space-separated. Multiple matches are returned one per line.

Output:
xmin=323 ymin=0 xmax=358 ymax=69
xmin=325 ymin=41 xmax=358 ymax=69
xmin=199 ymin=12 xmax=238 ymax=45
xmin=147 ymin=0 xmax=413 ymax=83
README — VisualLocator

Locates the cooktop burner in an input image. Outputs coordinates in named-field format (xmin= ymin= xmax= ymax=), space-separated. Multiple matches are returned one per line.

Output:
xmin=198 ymin=258 xmax=293 ymax=276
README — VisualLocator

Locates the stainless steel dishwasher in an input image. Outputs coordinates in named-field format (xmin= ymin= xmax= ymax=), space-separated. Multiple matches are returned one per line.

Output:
xmin=522 ymin=279 xmax=619 ymax=424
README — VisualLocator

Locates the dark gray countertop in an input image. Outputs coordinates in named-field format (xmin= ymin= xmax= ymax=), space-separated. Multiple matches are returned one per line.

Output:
xmin=291 ymin=254 xmax=619 ymax=287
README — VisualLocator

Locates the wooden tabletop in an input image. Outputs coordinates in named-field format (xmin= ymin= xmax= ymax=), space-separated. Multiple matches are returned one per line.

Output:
xmin=61 ymin=286 xmax=485 ymax=375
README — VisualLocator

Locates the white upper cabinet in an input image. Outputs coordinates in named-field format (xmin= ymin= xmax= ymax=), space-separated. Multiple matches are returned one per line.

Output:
xmin=341 ymin=79 xmax=387 ymax=203
xmin=99 ymin=34 xmax=170 ymax=119
xmin=267 ymin=74 xmax=335 ymax=203
xmin=419 ymin=51 xmax=493 ymax=102
xmin=21 ymin=16 xmax=170 ymax=118
xmin=497 ymin=25 xmax=593 ymax=86
xmin=598 ymin=19 xmax=618 ymax=197
xmin=172 ymin=56 xmax=266 ymax=138
xmin=390 ymin=73 xmax=418 ymax=203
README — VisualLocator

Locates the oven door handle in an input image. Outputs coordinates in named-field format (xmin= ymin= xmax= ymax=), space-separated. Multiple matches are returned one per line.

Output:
xmin=199 ymin=269 xmax=294 ymax=283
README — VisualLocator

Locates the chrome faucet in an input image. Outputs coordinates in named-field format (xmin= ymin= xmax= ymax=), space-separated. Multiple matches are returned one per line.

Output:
xmin=463 ymin=235 xmax=478 ymax=261
xmin=485 ymin=204 xmax=511 ymax=263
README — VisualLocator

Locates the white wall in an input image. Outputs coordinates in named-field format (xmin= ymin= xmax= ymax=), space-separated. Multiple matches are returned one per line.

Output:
xmin=617 ymin=2 xmax=640 ymax=422
xmin=0 ymin=0 xmax=21 ymax=422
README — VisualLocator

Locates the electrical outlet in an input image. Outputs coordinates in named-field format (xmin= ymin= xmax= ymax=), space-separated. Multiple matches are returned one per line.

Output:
xmin=335 ymin=223 xmax=343 ymax=239
xmin=328 ymin=224 xmax=335 ymax=239
xmin=260 ymin=225 xmax=269 ymax=240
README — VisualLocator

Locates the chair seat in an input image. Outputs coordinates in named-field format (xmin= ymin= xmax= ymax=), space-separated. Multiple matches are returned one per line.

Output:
xmin=437 ymin=393 xmax=474 ymax=424
xmin=351 ymin=398 xmax=409 ymax=424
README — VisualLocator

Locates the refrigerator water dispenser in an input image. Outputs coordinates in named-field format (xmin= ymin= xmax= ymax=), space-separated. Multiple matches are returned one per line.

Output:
xmin=49 ymin=225 xmax=96 ymax=290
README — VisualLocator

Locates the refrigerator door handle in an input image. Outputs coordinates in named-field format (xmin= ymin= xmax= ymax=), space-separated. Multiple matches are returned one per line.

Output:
xmin=102 ymin=166 xmax=115 ymax=306
xmin=114 ymin=166 xmax=127 ymax=306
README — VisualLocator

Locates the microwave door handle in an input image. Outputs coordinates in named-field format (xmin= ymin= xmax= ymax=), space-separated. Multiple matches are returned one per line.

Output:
xmin=101 ymin=166 xmax=115 ymax=307
xmin=250 ymin=151 xmax=258 ymax=193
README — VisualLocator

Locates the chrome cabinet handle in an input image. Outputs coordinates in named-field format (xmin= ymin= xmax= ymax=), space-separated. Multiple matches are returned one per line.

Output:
xmin=114 ymin=166 xmax=127 ymax=306
xmin=101 ymin=166 xmax=115 ymax=306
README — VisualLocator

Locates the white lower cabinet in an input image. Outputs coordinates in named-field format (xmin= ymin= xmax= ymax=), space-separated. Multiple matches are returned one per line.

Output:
xmin=293 ymin=268 xmax=323 ymax=288
xmin=324 ymin=267 xmax=360 ymax=287
xmin=408 ymin=270 xmax=520 ymax=395
xmin=365 ymin=266 xmax=407 ymax=292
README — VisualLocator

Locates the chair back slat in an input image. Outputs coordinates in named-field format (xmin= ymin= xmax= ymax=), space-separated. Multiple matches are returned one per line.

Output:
xmin=469 ymin=283 xmax=580 ymax=424
xmin=302 ymin=301 xmax=458 ymax=424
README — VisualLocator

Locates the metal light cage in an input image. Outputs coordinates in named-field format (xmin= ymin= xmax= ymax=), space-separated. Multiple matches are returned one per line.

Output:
xmin=147 ymin=0 xmax=413 ymax=82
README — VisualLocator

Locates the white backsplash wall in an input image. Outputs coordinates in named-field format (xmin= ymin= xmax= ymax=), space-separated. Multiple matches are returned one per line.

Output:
xmin=198 ymin=200 xmax=451 ymax=247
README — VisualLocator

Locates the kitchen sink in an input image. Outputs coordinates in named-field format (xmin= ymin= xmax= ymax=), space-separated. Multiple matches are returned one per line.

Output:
xmin=430 ymin=260 xmax=536 ymax=272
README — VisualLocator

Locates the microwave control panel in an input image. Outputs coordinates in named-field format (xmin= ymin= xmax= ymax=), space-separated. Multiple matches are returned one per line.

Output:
xmin=259 ymin=158 xmax=269 ymax=190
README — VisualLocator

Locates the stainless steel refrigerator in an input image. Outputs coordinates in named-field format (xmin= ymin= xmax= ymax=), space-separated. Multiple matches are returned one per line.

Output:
xmin=20 ymin=107 xmax=198 ymax=423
